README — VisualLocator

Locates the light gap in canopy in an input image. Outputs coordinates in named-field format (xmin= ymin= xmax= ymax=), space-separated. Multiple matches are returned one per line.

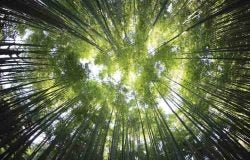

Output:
xmin=0 ymin=29 xmax=33 ymax=89
xmin=147 ymin=44 xmax=156 ymax=56
xmin=31 ymin=133 xmax=46 ymax=145
xmin=80 ymin=58 xmax=104 ymax=82
xmin=167 ymin=3 xmax=173 ymax=13
xmin=16 ymin=29 xmax=33 ymax=41
xmin=157 ymin=63 xmax=184 ymax=114
xmin=80 ymin=58 xmax=125 ymax=86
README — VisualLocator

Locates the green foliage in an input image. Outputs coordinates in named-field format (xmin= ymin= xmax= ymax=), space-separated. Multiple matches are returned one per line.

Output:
xmin=0 ymin=0 xmax=249 ymax=160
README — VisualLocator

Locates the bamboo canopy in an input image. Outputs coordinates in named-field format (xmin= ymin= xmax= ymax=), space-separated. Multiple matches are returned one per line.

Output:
xmin=0 ymin=0 xmax=249 ymax=159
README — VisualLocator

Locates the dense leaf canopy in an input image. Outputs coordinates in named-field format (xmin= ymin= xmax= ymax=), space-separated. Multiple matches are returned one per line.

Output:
xmin=0 ymin=0 xmax=250 ymax=159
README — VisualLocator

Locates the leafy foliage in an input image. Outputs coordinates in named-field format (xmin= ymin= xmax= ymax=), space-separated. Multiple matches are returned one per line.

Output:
xmin=0 ymin=0 xmax=250 ymax=159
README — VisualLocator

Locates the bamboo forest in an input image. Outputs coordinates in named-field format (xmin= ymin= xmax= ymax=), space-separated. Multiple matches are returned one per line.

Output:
xmin=0 ymin=0 xmax=250 ymax=159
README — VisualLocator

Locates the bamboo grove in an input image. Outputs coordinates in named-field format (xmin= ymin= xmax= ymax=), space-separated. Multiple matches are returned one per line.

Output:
xmin=0 ymin=0 xmax=249 ymax=159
